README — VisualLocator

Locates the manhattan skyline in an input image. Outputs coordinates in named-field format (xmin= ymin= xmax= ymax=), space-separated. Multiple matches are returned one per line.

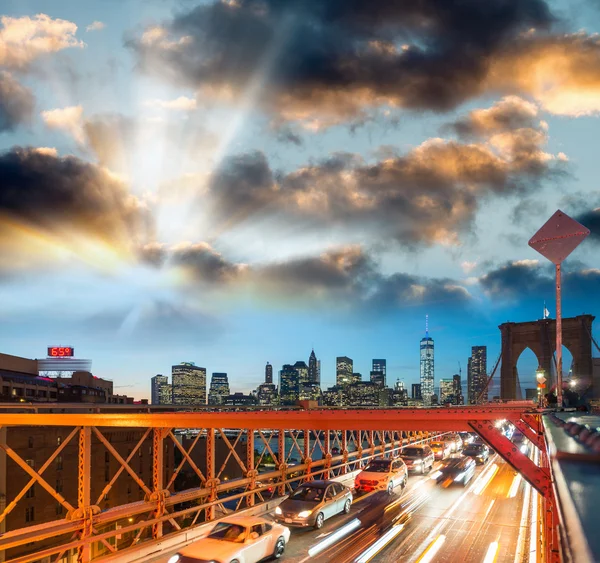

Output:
xmin=1 ymin=0 xmax=599 ymax=401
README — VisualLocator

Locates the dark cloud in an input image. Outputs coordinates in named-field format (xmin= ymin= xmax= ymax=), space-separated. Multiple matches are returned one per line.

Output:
xmin=0 ymin=146 xmax=153 ymax=248
xmin=170 ymin=242 xmax=245 ymax=284
xmin=276 ymin=127 xmax=303 ymax=146
xmin=207 ymin=110 xmax=559 ymax=245
xmin=128 ymin=0 xmax=554 ymax=126
xmin=479 ymin=259 xmax=600 ymax=301
xmin=575 ymin=208 xmax=600 ymax=241
xmin=0 ymin=72 xmax=34 ymax=132
xmin=446 ymin=96 xmax=540 ymax=139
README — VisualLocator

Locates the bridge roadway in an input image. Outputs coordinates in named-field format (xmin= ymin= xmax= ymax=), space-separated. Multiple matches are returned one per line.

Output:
xmin=152 ymin=455 xmax=530 ymax=563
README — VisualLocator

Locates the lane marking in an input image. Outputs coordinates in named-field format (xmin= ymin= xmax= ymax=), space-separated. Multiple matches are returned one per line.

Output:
xmin=308 ymin=518 xmax=362 ymax=557
xmin=483 ymin=541 xmax=500 ymax=563
xmin=507 ymin=473 xmax=522 ymax=498
xmin=417 ymin=534 xmax=446 ymax=563
xmin=354 ymin=524 xmax=406 ymax=563
xmin=484 ymin=499 xmax=495 ymax=521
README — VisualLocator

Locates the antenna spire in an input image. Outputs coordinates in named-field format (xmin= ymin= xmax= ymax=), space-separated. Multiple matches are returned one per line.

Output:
xmin=425 ymin=314 xmax=429 ymax=337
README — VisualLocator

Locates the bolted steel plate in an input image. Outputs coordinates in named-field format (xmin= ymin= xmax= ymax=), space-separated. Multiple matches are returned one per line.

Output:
xmin=528 ymin=209 xmax=590 ymax=264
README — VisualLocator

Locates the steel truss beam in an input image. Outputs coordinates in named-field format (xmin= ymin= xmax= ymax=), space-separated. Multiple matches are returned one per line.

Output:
xmin=0 ymin=405 xmax=538 ymax=430
xmin=468 ymin=420 xmax=552 ymax=497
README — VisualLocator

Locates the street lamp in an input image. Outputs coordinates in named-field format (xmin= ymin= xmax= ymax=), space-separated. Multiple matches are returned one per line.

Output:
xmin=536 ymin=368 xmax=546 ymax=406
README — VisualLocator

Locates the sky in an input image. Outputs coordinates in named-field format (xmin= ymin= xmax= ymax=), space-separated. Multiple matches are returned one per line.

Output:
xmin=1 ymin=0 xmax=600 ymax=401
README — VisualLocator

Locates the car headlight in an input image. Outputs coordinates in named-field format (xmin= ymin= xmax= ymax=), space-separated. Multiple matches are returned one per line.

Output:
xmin=168 ymin=556 xmax=180 ymax=563
xmin=454 ymin=472 xmax=466 ymax=482
xmin=297 ymin=510 xmax=312 ymax=518
xmin=520 ymin=445 xmax=528 ymax=454
xmin=275 ymin=506 xmax=282 ymax=515
xmin=413 ymin=459 xmax=423 ymax=464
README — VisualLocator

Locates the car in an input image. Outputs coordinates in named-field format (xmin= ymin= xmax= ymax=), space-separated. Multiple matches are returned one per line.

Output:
xmin=400 ymin=445 xmax=435 ymax=474
xmin=168 ymin=516 xmax=290 ymax=563
xmin=442 ymin=433 xmax=463 ymax=452
xmin=355 ymin=457 xmax=408 ymax=495
xmin=434 ymin=457 xmax=476 ymax=487
xmin=430 ymin=441 xmax=452 ymax=460
xmin=512 ymin=432 xmax=531 ymax=456
xmin=274 ymin=480 xmax=352 ymax=530
xmin=458 ymin=432 xmax=475 ymax=448
xmin=463 ymin=443 xmax=490 ymax=465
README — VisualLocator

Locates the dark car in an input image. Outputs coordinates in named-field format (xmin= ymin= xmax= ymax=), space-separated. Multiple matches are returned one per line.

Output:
xmin=435 ymin=457 xmax=476 ymax=487
xmin=458 ymin=432 xmax=475 ymax=448
xmin=463 ymin=443 xmax=490 ymax=464
xmin=400 ymin=445 xmax=435 ymax=474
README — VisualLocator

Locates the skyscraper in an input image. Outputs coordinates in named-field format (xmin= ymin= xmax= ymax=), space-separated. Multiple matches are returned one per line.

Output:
xmin=439 ymin=378 xmax=454 ymax=404
xmin=172 ymin=362 xmax=207 ymax=405
xmin=297 ymin=358 xmax=319 ymax=401
xmin=151 ymin=374 xmax=170 ymax=405
xmin=265 ymin=362 xmax=273 ymax=384
xmin=412 ymin=383 xmax=422 ymax=400
xmin=468 ymin=346 xmax=488 ymax=404
xmin=336 ymin=356 xmax=353 ymax=386
xmin=453 ymin=373 xmax=463 ymax=405
xmin=308 ymin=350 xmax=319 ymax=385
xmin=370 ymin=359 xmax=386 ymax=387
xmin=280 ymin=364 xmax=299 ymax=405
xmin=420 ymin=318 xmax=435 ymax=406
xmin=208 ymin=372 xmax=230 ymax=405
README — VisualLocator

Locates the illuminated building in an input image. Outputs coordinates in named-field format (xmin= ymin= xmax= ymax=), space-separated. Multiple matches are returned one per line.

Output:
xmin=265 ymin=362 xmax=273 ymax=384
xmin=411 ymin=383 xmax=422 ymax=400
xmin=172 ymin=362 xmax=206 ymax=406
xmin=336 ymin=356 xmax=353 ymax=386
xmin=223 ymin=392 xmax=257 ymax=406
xmin=151 ymin=374 xmax=170 ymax=405
xmin=308 ymin=350 xmax=319 ymax=385
xmin=208 ymin=373 xmax=230 ymax=406
xmin=439 ymin=378 xmax=454 ymax=404
xmin=453 ymin=373 xmax=464 ymax=405
xmin=279 ymin=364 xmax=299 ymax=405
xmin=370 ymin=359 xmax=386 ymax=387
xmin=347 ymin=381 xmax=380 ymax=407
xmin=468 ymin=346 xmax=488 ymax=404
xmin=322 ymin=385 xmax=345 ymax=407
xmin=420 ymin=330 xmax=435 ymax=406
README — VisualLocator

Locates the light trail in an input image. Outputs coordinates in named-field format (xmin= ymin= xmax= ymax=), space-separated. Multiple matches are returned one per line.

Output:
xmin=514 ymin=480 xmax=532 ymax=562
xmin=354 ymin=524 xmax=406 ymax=563
xmin=528 ymin=446 xmax=540 ymax=563
xmin=508 ymin=473 xmax=523 ymax=498
xmin=483 ymin=541 xmax=500 ymax=563
xmin=417 ymin=535 xmax=446 ymax=563
xmin=473 ymin=463 xmax=499 ymax=496
xmin=484 ymin=499 xmax=496 ymax=520
xmin=308 ymin=518 xmax=362 ymax=557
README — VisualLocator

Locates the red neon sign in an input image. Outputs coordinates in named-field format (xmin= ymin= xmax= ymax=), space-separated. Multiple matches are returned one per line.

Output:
xmin=48 ymin=347 xmax=74 ymax=357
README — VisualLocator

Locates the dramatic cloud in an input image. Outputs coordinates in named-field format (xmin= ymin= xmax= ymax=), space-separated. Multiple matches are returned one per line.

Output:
xmin=0 ymin=146 xmax=153 ymax=257
xmin=0 ymin=71 xmax=34 ymax=132
xmin=144 ymin=241 xmax=472 ymax=309
xmin=575 ymin=208 xmax=600 ymax=242
xmin=206 ymin=98 xmax=561 ymax=246
xmin=143 ymin=96 xmax=197 ymax=111
xmin=479 ymin=259 xmax=600 ymax=302
xmin=86 ymin=21 xmax=105 ymax=33
xmin=448 ymin=96 xmax=540 ymax=139
xmin=128 ymin=0 xmax=557 ymax=127
xmin=41 ymin=105 xmax=85 ymax=143
xmin=0 ymin=14 xmax=84 ymax=69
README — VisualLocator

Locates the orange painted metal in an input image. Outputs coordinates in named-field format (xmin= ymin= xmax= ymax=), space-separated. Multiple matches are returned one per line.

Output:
xmin=0 ymin=405 xmax=535 ymax=430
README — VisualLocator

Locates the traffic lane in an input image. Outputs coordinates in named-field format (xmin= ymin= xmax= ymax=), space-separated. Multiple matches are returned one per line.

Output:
xmin=372 ymin=458 xmax=528 ymax=563
xmin=278 ymin=463 xmax=439 ymax=563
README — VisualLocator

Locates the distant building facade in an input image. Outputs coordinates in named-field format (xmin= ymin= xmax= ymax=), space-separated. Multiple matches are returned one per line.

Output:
xmin=370 ymin=359 xmax=386 ymax=387
xmin=439 ymin=378 xmax=454 ymax=404
xmin=468 ymin=346 xmax=488 ymax=404
xmin=336 ymin=356 xmax=354 ymax=386
xmin=265 ymin=362 xmax=273 ymax=384
xmin=412 ymin=383 xmax=422 ymax=400
xmin=279 ymin=364 xmax=299 ymax=405
xmin=151 ymin=374 xmax=170 ymax=405
xmin=172 ymin=362 xmax=206 ymax=406
xmin=208 ymin=373 xmax=230 ymax=406
xmin=420 ymin=334 xmax=435 ymax=405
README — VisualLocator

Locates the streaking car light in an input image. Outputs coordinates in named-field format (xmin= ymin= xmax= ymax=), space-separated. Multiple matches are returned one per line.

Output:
xmin=473 ymin=464 xmax=499 ymax=496
xmin=520 ymin=444 xmax=528 ymax=454
xmin=508 ymin=474 xmax=522 ymax=498
xmin=275 ymin=506 xmax=282 ymax=515
xmin=417 ymin=534 xmax=446 ymax=563
xmin=483 ymin=541 xmax=500 ymax=563
xmin=297 ymin=510 xmax=312 ymax=518
xmin=454 ymin=472 xmax=466 ymax=482
xmin=430 ymin=471 xmax=442 ymax=480
xmin=354 ymin=524 xmax=405 ymax=563
xmin=308 ymin=518 xmax=361 ymax=557
xmin=167 ymin=556 xmax=180 ymax=563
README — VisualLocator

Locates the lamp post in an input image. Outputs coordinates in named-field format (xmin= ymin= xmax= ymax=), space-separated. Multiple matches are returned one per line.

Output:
xmin=536 ymin=367 xmax=546 ymax=406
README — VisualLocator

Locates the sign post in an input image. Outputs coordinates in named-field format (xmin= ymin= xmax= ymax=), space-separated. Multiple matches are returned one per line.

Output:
xmin=528 ymin=210 xmax=589 ymax=406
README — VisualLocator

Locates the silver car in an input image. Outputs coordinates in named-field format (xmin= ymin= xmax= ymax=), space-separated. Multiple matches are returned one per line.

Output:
xmin=274 ymin=480 xmax=352 ymax=529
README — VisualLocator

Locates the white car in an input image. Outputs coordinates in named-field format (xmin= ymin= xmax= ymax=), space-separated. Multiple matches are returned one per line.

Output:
xmin=354 ymin=457 xmax=408 ymax=495
xmin=168 ymin=516 xmax=290 ymax=563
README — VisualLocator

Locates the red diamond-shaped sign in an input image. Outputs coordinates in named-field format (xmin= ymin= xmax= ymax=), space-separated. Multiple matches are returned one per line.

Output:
xmin=528 ymin=209 xmax=590 ymax=264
